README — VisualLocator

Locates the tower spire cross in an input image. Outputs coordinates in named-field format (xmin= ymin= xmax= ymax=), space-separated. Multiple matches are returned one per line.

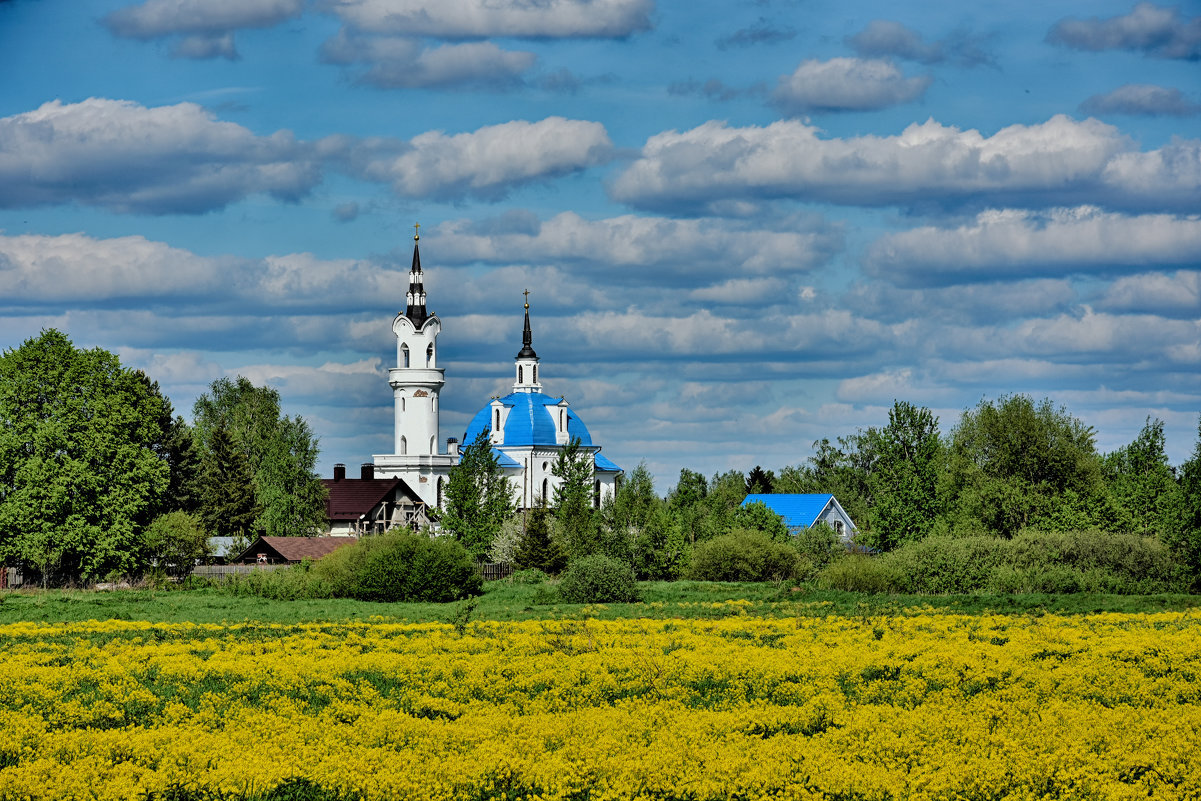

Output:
xmin=523 ymin=288 xmax=529 ymax=309
xmin=414 ymin=222 xmax=420 ymax=241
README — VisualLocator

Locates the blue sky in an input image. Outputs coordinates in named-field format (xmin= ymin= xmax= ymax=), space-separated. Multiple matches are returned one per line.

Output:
xmin=1 ymin=0 xmax=1199 ymax=490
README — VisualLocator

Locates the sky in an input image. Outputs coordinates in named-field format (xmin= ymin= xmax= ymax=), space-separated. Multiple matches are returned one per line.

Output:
xmin=0 ymin=0 xmax=1199 ymax=492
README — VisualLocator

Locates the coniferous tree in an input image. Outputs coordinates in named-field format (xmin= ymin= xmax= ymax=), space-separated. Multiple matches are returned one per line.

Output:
xmin=745 ymin=465 xmax=775 ymax=494
xmin=552 ymin=437 xmax=600 ymax=559
xmin=442 ymin=429 xmax=514 ymax=559
xmin=200 ymin=422 xmax=260 ymax=540
xmin=515 ymin=504 xmax=566 ymax=574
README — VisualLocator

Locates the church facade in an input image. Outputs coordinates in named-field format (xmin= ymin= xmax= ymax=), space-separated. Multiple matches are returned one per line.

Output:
xmin=369 ymin=231 xmax=623 ymax=514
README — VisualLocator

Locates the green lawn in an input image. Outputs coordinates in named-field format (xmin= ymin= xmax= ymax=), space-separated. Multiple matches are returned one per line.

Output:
xmin=1 ymin=580 xmax=1198 ymax=625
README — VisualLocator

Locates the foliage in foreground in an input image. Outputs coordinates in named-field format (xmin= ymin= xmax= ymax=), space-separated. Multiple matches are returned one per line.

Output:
xmin=1 ymin=612 xmax=1200 ymax=799
xmin=557 ymin=554 xmax=639 ymax=603
xmin=220 ymin=532 xmax=481 ymax=603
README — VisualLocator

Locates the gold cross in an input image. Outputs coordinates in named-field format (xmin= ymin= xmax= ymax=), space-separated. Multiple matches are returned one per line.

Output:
xmin=413 ymin=222 xmax=420 ymax=241
xmin=523 ymin=288 xmax=529 ymax=309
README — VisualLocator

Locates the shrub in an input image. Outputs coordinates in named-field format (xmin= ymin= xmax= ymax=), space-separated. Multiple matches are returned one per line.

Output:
xmin=223 ymin=562 xmax=330 ymax=601
xmin=686 ymin=528 xmax=805 ymax=583
xmin=348 ymin=532 xmax=482 ymax=603
xmin=143 ymin=511 xmax=210 ymax=578
xmin=791 ymin=524 xmax=841 ymax=576
xmin=883 ymin=536 xmax=1007 ymax=594
xmin=558 ymin=554 xmax=640 ymax=603
xmin=508 ymin=568 xmax=551 ymax=585
xmin=817 ymin=555 xmax=902 ymax=594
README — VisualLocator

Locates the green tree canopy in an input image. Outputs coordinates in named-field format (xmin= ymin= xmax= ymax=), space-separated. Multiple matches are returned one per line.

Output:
xmin=552 ymin=437 xmax=601 ymax=559
xmin=864 ymin=401 xmax=945 ymax=550
xmin=441 ymin=429 xmax=514 ymax=559
xmin=192 ymin=376 xmax=327 ymax=538
xmin=0 ymin=330 xmax=172 ymax=581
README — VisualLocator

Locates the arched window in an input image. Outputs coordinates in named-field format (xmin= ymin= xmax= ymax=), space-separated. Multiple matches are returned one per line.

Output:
xmin=426 ymin=343 xmax=434 ymax=367
xmin=542 ymin=478 xmax=549 ymax=504
xmin=594 ymin=480 xmax=601 ymax=509
xmin=559 ymin=409 xmax=565 ymax=430
xmin=401 ymin=394 xmax=406 ymax=412
xmin=401 ymin=343 xmax=410 ymax=368
xmin=518 ymin=366 xmax=524 ymax=384
xmin=400 ymin=436 xmax=407 ymax=455
xmin=430 ymin=435 xmax=436 ymax=453
xmin=494 ymin=408 xmax=501 ymax=431
xmin=533 ymin=365 xmax=537 ymax=383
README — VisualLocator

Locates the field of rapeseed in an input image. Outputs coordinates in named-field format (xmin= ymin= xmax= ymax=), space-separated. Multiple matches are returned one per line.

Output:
xmin=1 ymin=605 xmax=1199 ymax=800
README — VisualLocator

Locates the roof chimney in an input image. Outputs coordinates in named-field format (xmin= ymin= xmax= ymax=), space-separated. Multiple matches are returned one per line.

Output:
xmin=447 ymin=437 xmax=459 ymax=456
xmin=361 ymin=463 xmax=374 ymax=481
xmin=333 ymin=464 xmax=346 ymax=481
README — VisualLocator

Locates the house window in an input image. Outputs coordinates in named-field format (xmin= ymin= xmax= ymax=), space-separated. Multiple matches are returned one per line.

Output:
xmin=834 ymin=521 xmax=844 ymax=538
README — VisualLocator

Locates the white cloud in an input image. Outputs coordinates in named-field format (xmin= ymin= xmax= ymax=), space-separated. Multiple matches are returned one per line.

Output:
xmin=432 ymin=212 xmax=841 ymax=277
xmin=104 ymin=0 xmax=303 ymax=59
xmin=0 ymin=98 xmax=318 ymax=214
xmin=1099 ymin=270 xmax=1201 ymax=317
xmin=1048 ymin=2 xmax=1201 ymax=60
xmin=771 ymin=58 xmax=931 ymax=114
xmin=846 ymin=20 xmax=995 ymax=67
xmin=322 ymin=31 xmax=536 ymax=88
xmin=865 ymin=207 xmax=1201 ymax=286
xmin=611 ymin=115 xmax=1201 ymax=214
xmin=343 ymin=117 xmax=613 ymax=201
xmin=1080 ymin=84 xmax=1201 ymax=117
xmin=325 ymin=0 xmax=653 ymax=39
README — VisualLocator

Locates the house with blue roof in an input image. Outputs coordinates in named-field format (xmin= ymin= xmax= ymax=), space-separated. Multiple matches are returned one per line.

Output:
xmin=368 ymin=229 xmax=623 ymax=514
xmin=741 ymin=494 xmax=858 ymax=545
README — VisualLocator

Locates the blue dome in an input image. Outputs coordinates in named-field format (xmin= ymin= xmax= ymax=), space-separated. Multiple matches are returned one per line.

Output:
xmin=463 ymin=392 xmax=594 ymax=447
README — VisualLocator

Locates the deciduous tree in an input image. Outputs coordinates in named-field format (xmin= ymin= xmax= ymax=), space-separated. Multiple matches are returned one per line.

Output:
xmin=442 ymin=429 xmax=514 ymax=559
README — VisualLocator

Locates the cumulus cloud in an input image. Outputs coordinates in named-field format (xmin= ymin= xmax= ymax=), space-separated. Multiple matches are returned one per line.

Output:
xmin=715 ymin=17 xmax=796 ymax=50
xmin=321 ymin=30 xmax=536 ymax=88
xmin=430 ymin=211 xmax=842 ymax=278
xmin=1047 ymin=2 xmax=1201 ymax=60
xmin=610 ymin=115 xmax=1201 ymax=214
xmin=771 ymin=58 xmax=932 ymax=114
xmin=0 ymin=98 xmax=319 ymax=214
xmin=103 ymin=0 xmax=303 ymax=59
xmin=1098 ymin=270 xmax=1201 ymax=317
xmin=324 ymin=0 xmax=653 ymax=39
xmin=1080 ymin=84 xmax=1201 ymax=117
xmin=846 ymin=20 xmax=996 ymax=67
xmin=340 ymin=117 xmax=613 ymax=201
xmin=865 ymin=207 xmax=1201 ymax=286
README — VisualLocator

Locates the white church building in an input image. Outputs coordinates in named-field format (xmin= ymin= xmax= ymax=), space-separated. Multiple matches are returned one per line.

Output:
xmin=369 ymin=230 xmax=623 ymax=514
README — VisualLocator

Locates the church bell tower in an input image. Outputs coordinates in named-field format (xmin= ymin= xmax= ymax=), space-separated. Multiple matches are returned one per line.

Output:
xmin=388 ymin=225 xmax=444 ymax=456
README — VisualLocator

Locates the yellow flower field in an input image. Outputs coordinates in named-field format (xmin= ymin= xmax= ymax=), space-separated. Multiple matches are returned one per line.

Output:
xmin=1 ymin=608 xmax=1199 ymax=800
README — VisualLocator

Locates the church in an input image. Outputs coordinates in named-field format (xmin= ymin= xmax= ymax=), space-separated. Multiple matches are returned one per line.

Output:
xmin=326 ymin=228 xmax=623 ymax=532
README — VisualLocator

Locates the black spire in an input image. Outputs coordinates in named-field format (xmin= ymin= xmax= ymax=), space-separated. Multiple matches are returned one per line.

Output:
xmin=404 ymin=225 xmax=428 ymax=328
xmin=516 ymin=290 xmax=538 ymax=359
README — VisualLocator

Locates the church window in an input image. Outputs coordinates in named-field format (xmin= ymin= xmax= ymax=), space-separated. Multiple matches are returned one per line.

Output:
xmin=426 ymin=343 xmax=434 ymax=367
xmin=593 ymin=480 xmax=601 ymax=509
xmin=559 ymin=409 xmax=565 ymax=430
xmin=400 ymin=436 xmax=407 ymax=455
xmin=401 ymin=344 xmax=410 ymax=368
xmin=533 ymin=365 xmax=537 ymax=383
xmin=401 ymin=396 xmax=406 ymax=412
xmin=542 ymin=478 xmax=549 ymax=503
xmin=495 ymin=408 xmax=501 ymax=431
xmin=518 ymin=366 xmax=524 ymax=384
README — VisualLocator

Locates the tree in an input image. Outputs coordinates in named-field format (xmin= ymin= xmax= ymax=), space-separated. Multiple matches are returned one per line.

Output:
xmin=1174 ymin=415 xmax=1201 ymax=590
xmin=776 ymin=435 xmax=875 ymax=529
xmin=514 ymin=503 xmax=567 ymax=574
xmin=601 ymin=463 xmax=685 ymax=579
xmin=144 ymin=511 xmax=211 ymax=577
xmin=746 ymin=465 xmax=775 ymax=494
xmin=552 ymin=437 xmax=600 ymax=559
xmin=199 ymin=422 xmax=259 ymax=540
xmin=192 ymin=376 xmax=327 ymax=537
xmin=0 ymin=330 xmax=172 ymax=582
xmin=1104 ymin=417 xmax=1184 ymax=538
xmin=441 ymin=429 xmax=514 ymax=559
xmin=164 ymin=416 xmax=203 ymax=514
xmin=667 ymin=468 xmax=708 ymax=545
xmin=865 ymin=401 xmax=945 ymax=550
xmin=730 ymin=500 xmax=789 ymax=540
xmin=945 ymin=395 xmax=1111 ymax=537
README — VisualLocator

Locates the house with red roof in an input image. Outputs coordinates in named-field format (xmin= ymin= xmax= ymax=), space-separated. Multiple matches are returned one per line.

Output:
xmin=322 ymin=462 xmax=432 ymax=536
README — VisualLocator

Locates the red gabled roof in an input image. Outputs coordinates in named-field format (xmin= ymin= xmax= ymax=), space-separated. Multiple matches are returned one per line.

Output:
xmin=239 ymin=536 xmax=356 ymax=563
xmin=321 ymin=477 xmax=423 ymax=521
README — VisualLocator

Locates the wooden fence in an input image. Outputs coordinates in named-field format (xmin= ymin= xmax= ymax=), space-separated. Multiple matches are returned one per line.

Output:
xmin=479 ymin=562 xmax=514 ymax=582
xmin=190 ymin=564 xmax=286 ymax=580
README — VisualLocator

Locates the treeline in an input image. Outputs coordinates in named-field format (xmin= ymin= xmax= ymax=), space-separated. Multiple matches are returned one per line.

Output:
xmin=0 ymin=330 xmax=327 ymax=584
xmin=443 ymin=397 xmax=1201 ymax=595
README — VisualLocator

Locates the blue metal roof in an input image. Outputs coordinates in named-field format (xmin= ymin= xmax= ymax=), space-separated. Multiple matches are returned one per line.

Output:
xmin=594 ymin=452 xmax=623 ymax=473
xmin=463 ymin=392 xmax=594 ymax=447
xmin=492 ymin=448 xmax=522 ymax=468
xmin=742 ymin=494 xmax=834 ymax=530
